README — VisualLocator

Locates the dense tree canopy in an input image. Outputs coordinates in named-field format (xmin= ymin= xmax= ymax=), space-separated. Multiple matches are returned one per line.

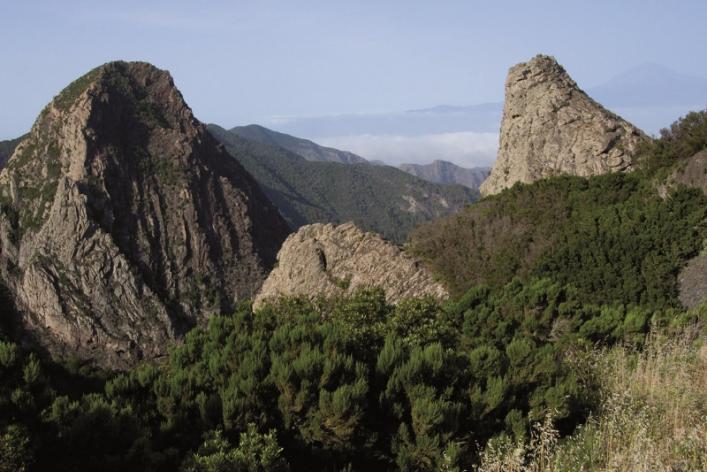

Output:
xmin=1 ymin=284 xmax=703 ymax=471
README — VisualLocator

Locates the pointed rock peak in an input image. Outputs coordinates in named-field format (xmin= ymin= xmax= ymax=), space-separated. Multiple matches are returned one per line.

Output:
xmin=480 ymin=55 xmax=649 ymax=196
xmin=0 ymin=61 xmax=290 ymax=369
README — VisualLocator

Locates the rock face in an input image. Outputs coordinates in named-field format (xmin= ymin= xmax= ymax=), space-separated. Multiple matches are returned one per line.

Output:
xmin=0 ymin=137 xmax=23 ymax=170
xmin=679 ymin=253 xmax=707 ymax=309
xmin=0 ymin=62 xmax=290 ymax=368
xmin=667 ymin=150 xmax=707 ymax=195
xmin=253 ymin=223 xmax=447 ymax=309
xmin=480 ymin=55 xmax=648 ymax=196
xmin=399 ymin=160 xmax=490 ymax=190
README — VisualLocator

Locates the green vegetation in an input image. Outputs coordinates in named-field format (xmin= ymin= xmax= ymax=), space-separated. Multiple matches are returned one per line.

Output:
xmin=0 ymin=280 xmax=703 ymax=471
xmin=638 ymin=107 xmax=707 ymax=174
xmin=410 ymin=173 xmax=705 ymax=308
xmin=474 ymin=322 xmax=706 ymax=471
xmin=409 ymin=111 xmax=707 ymax=309
xmin=208 ymin=124 xmax=477 ymax=243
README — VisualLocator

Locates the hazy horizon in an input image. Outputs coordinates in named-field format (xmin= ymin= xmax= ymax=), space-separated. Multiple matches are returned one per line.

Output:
xmin=2 ymin=1 xmax=706 ymax=167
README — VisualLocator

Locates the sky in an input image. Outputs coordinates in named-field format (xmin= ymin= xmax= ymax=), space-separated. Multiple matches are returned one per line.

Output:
xmin=2 ymin=1 xmax=706 ymax=165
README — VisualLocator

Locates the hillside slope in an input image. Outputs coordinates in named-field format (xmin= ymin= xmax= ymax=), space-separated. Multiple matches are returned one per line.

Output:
xmin=229 ymin=123 xmax=368 ymax=164
xmin=209 ymin=124 xmax=477 ymax=243
xmin=399 ymin=160 xmax=490 ymax=189
xmin=410 ymin=111 xmax=707 ymax=308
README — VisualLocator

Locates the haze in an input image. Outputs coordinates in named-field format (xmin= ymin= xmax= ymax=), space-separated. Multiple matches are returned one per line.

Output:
xmin=2 ymin=0 xmax=706 ymax=166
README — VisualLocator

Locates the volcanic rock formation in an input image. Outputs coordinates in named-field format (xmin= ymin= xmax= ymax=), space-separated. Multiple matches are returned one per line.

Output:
xmin=253 ymin=222 xmax=447 ymax=309
xmin=0 ymin=61 xmax=290 ymax=368
xmin=480 ymin=55 xmax=648 ymax=196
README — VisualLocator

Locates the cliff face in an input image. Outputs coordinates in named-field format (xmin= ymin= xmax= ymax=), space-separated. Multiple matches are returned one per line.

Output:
xmin=0 ymin=61 xmax=290 ymax=368
xmin=480 ymin=55 xmax=648 ymax=196
xmin=253 ymin=223 xmax=447 ymax=309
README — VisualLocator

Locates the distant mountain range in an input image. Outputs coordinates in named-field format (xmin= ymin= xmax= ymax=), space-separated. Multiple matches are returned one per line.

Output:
xmin=399 ymin=160 xmax=490 ymax=189
xmin=222 ymin=124 xmax=490 ymax=191
xmin=229 ymin=124 xmax=368 ymax=164
xmin=208 ymin=124 xmax=477 ymax=243
xmin=587 ymin=63 xmax=707 ymax=108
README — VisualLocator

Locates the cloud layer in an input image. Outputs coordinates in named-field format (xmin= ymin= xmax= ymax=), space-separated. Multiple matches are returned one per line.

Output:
xmin=316 ymin=132 xmax=499 ymax=167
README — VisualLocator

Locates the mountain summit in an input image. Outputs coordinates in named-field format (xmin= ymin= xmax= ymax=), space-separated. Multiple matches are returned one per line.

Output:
xmin=0 ymin=61 xmax=290 ymax=367
xmin=480 ymin=55 xmax=648 ymax=196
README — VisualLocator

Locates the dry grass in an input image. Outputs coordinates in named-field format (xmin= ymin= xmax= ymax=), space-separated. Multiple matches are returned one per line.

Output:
xmin=474 ymin=326 xmax=707 ymax=472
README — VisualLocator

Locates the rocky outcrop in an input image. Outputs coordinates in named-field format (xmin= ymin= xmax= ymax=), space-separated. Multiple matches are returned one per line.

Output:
xmin=674 ymin=151 xmax=707 ymax=309
xmin=480 ymin=55 xmax=648 ymax=196
xmin=0 ymin=62 xmax=290 ymax=368
xmin=679 ymin=253 xmax=707 ymax=309
xmin=253 ymin=223 xmax=447 ymax=309
xmin=665 ymin=150 xmax=707 ymax=195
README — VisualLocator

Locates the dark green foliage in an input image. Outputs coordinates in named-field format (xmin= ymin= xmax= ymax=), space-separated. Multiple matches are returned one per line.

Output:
xmin=410 ymin=172 xmax=706 ymax=308
xmin=2 ymin=283 xmax=702 ymax=471
xmin=410 ymin=110 xmax=707 ymax=307
xmin=639 ymin=108 xmax=707 ymax=172
xmin=208 ymin=124 xmax=477 ymax=243
xmin=181 ymin=427 xmax=289 ymax=472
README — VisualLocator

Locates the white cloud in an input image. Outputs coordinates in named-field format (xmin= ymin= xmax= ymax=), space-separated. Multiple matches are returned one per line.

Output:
xmin=316 ymin=132 xmax=498 ymax=167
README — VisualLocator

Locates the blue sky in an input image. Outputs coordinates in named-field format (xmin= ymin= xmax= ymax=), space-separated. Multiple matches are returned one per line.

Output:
xmin=1 ymin=0 xmax=706 ymax=140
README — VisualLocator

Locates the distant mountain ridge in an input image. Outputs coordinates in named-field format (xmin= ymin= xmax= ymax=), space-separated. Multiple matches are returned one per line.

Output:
xmin=399 ymin=160 xmax=490 ymax=190
xmin=208 ymin=124 xmax=477 ymax=243
xmin=588 ymin=63 xmax=707 ymax=108
xmin=229 ymin=123 xmax=368 ymax=164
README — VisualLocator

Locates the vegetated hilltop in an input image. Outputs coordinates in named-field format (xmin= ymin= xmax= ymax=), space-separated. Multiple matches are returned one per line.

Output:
xmin=254 ymin=222 xmax=447 ymax=309
xmin=0 ymin=61 xmax=290 ymax=368
xmin=410 ymin=109 xmax=707 ymax=309
xmin=399 ymin=160 xmax=490 ymax=190
xmin=208 ymin=124 xmax=477 ymax=243
xmin=229 ymin=123 xmax=368 ymax=164
xmin=480 ymin=54 xmax=648 ymax=196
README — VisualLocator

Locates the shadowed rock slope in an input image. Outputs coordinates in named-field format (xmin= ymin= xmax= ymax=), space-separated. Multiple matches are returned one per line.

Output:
xmin=0 ymin=61 xmax=290 ymax=368
xmin=0 ymin=136 xmax=23 ymax=170
xmin=254 ymin=222 xmax=447 ymax=309
xmin=480 ymin=55 xmax=648 ymax=196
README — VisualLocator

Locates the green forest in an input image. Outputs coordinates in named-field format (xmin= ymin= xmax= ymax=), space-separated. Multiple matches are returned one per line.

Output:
xmin=0 ymin=111 xmax=705 ymax=471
